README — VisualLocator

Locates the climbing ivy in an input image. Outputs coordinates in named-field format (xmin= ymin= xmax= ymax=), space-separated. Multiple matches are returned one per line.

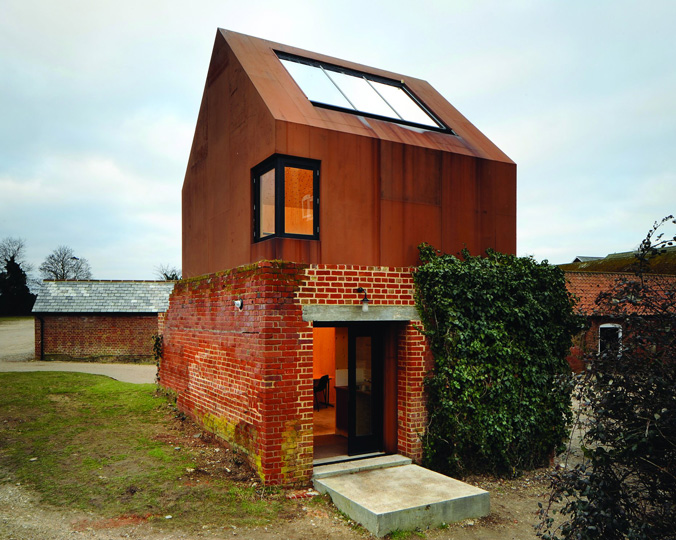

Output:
xmin=414 ymin=245 xmax=583 ymax=477
xmin=151 ymin=333 xmax=163 ymax=385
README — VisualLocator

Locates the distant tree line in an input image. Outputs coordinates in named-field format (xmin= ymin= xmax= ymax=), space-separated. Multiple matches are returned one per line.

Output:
xmin=0 ymin=238 xmax=35 ymax=316
xmin=0 ymin=237 xmax=180 ymax=316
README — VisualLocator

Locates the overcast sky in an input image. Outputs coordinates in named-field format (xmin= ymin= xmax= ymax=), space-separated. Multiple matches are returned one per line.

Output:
xmin=1 ymin=0 xmax=674 ymax=279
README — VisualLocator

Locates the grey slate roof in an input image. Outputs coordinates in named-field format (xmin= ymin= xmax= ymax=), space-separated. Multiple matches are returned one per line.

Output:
xmin=32 ymin=281 xmax=175 ymax=314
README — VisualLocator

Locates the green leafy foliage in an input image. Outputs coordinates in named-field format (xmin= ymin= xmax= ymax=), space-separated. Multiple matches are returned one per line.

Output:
xmin=151 ymin=333 xmax=163 ymax=384
xmin=415 ymin=245 xmax=582 ymax=477
xmin=538 ymin=216 xmax=676 ymax=540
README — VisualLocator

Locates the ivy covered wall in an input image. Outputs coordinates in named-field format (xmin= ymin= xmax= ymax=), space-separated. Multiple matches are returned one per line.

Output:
xmin=414 ymin=245 xmax=583 ymax=476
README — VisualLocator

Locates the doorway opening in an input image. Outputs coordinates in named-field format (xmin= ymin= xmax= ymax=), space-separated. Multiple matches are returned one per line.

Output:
xmin=312 ymin=323 xmax=397 ymax=464
xmin=312 ymin=326 xmax=346 ymax=462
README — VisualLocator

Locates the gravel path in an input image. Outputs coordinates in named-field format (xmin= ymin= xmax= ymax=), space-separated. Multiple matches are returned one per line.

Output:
xmin=0 ymin=359 xmax=157 ymax=384
xmin=0 ymin=317 xmax=156 ymax=384
xmin=0 ymin=318 xmax=34 ymax=361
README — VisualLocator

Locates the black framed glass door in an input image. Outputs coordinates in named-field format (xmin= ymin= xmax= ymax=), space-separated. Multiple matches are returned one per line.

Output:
xmin=347 ymin=325 xmax=384 ymax=455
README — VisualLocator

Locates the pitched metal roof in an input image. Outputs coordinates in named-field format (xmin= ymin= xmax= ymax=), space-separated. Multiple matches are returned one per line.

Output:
xmin=216 ymin=29 xmax=514 ymax=163
xmin=32 ymin=280 xmax=175 ymax=314
xmin=572 ymin=256 xmax=603 ymax=263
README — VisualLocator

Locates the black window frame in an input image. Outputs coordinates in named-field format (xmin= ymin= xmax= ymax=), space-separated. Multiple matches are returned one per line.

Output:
xmin=276 ymin=51 xmax=454 ymax=135
xmin=252 ymin=154 xmax=320 ymax=243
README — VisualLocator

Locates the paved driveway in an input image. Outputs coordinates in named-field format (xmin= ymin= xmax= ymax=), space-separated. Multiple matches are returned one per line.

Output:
xmin=0 ymin=318 xmax=34 ymax=361
xmin=0 ymin=317 xmax=156 ymax=384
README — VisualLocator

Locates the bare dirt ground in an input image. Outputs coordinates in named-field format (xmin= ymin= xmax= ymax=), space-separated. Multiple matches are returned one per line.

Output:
xmin=0 ymin=318 xmax=579 ymax=539
xmin=0 ymin=454 xmax=571 ymax=540
xmin=1 ymin=432 xmax=568 ymax=540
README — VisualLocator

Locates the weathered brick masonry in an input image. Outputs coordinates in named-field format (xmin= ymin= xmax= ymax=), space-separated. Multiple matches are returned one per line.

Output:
xmin=34 ymin=314 xmax=159 ymax=361
xmin=161 ymin=261 xmax=429 ymax=485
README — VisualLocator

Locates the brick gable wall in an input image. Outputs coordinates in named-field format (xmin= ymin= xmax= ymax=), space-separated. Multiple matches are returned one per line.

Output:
xmin=160 ymin=261 xmax=429 ymax=486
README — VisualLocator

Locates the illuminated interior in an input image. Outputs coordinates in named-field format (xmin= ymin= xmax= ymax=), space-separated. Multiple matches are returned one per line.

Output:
xmin=313 ymin=327 xmax=348 ymax=461
xmin=252 ymin=155 xmax=319 ymax=242
xmin=284 ymin=166 xmax=314 ymax=236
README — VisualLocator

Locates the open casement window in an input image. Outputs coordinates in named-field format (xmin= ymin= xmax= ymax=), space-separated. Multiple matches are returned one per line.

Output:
xmin=253 ymin=155 xmax=320 ymax=242
xmin=599 ymin=323 xmax=622 ymax=358
xmin=277 ymin=51 xmax=453 ymax=134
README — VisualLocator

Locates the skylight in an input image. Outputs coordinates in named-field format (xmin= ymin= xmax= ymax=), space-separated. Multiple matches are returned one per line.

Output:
xmin=277 ymin=52 xmax=451 ymax=133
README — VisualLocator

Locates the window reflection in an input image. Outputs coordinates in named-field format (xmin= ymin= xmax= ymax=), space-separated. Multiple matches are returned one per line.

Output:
xmin=259 ymin=169 xmax=275 ymax=238
xmin=252 ymin=155 xmax=319 ymax=242
xmin=278 ymin=52 xmax=447 ymax=132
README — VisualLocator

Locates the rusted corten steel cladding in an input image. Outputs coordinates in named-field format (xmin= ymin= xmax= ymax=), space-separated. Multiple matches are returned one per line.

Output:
xmin=182 ymin=29 xmax=516 ymax=278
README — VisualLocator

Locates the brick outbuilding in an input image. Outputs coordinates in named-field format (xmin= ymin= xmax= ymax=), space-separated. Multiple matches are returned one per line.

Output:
xmin=33 ymin=280 xmax=174 ymax=362
xmin=565 ymin=271 xmax=676 ymax=371
xmin=160 ymin=30 xmax=516 ymax=485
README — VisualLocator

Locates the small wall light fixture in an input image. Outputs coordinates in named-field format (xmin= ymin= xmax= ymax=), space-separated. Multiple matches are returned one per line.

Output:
xmin=356 ymin=287 xmax=369 ymax=313
xmin=234 ymin=299 xmax=243 ymax=310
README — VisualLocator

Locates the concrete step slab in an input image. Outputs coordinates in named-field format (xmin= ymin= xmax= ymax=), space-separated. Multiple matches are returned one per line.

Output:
xmin=314 ymin=463 xmax=489 ymax=537
xmin=313 ymin=451 xmax=384 ymax=466
xmin=313 ymin=454 xmax=411 ymax=479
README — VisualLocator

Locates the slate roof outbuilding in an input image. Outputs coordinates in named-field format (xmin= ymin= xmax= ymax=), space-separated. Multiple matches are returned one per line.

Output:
xmin=32 ymin=280 xmax=176 ymax=314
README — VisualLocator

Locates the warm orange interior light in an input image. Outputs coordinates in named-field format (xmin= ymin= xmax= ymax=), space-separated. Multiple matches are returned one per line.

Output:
xmin=284 ymin=167 xmax=314 ymax=235
xmin=259 ymin=169 xmax=276 ymax=237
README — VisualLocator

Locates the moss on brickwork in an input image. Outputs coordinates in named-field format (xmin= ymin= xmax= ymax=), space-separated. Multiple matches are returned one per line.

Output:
xmin=200 ymin=413 xmax=265 ymax=481
xmin=177 ymin=261 xmax=308 ymax=294
xmin=197 ymin=414 xmax=311 ymax=485
xmin=279 ymin=419 xmax=312 ymax=484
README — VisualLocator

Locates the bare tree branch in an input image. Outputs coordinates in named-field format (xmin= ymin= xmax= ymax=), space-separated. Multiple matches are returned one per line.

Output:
xmin=39 ymin=246 xmax=93 ymax=280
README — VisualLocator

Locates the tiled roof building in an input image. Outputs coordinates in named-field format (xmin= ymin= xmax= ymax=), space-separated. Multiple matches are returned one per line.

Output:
xmin=566 ymin=272 xmax=676 ymax=315
xmin=565 ymin=271 xmax=676 ymax=372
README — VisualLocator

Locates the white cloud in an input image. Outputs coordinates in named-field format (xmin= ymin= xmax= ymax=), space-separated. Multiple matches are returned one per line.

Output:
xmin=119 ymin=111 xmax=194 ymax=167
xmin=1 ymin=0 xmax=675 ymax=278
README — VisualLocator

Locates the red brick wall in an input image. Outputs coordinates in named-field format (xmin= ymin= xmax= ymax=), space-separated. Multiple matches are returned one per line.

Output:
xmin=298 ymin=265 xmax=428 ymax=462
xmin=34 ymin=314 xmax=160 ymax=361
xmin=396 ymin=324 xmax=431 ymax=460
xmin=161 ymin=261 xmax=429 ymax=486
xmin=161 ymin=262 xmax=312 ymax=485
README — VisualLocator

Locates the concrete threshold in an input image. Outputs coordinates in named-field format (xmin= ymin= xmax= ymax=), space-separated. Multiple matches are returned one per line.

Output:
xmin=314 ymin=454 xmax=411 ymax=478
xmin=313 ymin=455 xmax=489 ymax=537
xmin=313 ymin=451 xmax=385 ymax=467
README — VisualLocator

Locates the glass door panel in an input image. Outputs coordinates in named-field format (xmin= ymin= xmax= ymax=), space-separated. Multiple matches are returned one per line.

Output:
xmin=348 ymin=325 xmax=383 ymax=455
xmin=354 ymin=336 xmax=372 ymax=437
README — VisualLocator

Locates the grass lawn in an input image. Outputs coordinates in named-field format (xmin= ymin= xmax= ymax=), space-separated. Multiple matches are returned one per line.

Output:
xmin=0 ymin=316 xmax=33 ymax=323
xmin=0 ymin=372 xmax=308 ymax=532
